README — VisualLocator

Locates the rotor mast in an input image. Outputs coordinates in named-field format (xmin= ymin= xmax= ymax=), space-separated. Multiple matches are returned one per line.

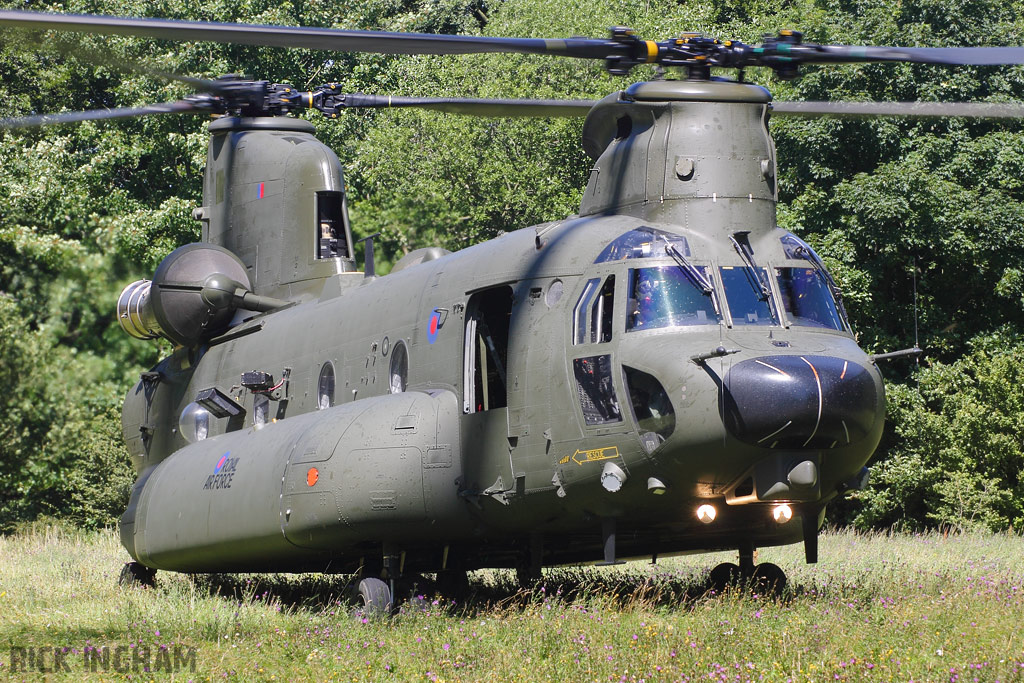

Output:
xmin=579 ymin=80 xmax=776 ymax=235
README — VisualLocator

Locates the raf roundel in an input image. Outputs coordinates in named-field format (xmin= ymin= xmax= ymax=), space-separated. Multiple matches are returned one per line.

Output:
xmin=426 ymin=309 xmax=442 ymax=344
xmin=213 ymin=452 xmax=230 ymax=474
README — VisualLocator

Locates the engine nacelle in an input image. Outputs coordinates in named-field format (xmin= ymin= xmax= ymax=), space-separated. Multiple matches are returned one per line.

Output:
xmin=117 ymin=243 xmax=252 ymax=347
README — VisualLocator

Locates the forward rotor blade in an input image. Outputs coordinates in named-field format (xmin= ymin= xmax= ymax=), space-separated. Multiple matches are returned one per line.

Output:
xmin=805 ymin=45 xmax=1024 ymax=66
xmin=0 ymin=100 xmax=202 ymax=129
xmin=336 ymin=94 xmax=597 ymax=117
xmin=772 ymin=100 xmax=1024 ymax=118
xmin=0 ymin=10 xmax=612 ymax=59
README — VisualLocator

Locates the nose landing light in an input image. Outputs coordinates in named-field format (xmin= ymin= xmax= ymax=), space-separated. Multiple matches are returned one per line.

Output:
xmin=696 ymin=504 xmax=717 ymax=523
xmin=772 ymin=504 xmax=793 ymax=523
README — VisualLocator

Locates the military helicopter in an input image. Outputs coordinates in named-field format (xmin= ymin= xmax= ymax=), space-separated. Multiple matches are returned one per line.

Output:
xmin=2 ymin=9 xmax=1023 ymax=613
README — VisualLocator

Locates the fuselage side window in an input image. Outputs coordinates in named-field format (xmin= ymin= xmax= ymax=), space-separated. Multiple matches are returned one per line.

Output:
xmin=572 ymin=278 xmax=600 ymax=345
xmin=590 ymin=275 xmax=615 ymax=343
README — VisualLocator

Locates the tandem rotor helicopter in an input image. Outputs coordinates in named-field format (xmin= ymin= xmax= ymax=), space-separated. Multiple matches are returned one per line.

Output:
xmin=2 ymin=8 xmax=1023 ymax=613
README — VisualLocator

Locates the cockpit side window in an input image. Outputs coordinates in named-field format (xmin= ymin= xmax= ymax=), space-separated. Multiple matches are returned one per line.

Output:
xmin=573 ymin=355 xmax=621 ymax=425
xmin=572 ymin=278 xmax=600 ymax=345
xmin=590 ymin=276 xmax=615 ymax=343
xmin=780 ymin=232 xmax=851 ymax=329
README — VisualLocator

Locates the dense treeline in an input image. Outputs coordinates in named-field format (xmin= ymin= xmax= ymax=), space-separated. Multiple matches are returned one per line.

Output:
xmin=1 ymin=0 xmax=1022 ymax=532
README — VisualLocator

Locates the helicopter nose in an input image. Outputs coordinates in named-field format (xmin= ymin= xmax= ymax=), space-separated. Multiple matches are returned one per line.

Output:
xmin=723 ymin=355 xmax=880 ymax=449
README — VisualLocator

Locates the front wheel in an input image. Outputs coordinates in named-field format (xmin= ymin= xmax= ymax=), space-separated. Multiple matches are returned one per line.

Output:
xmin=706 ymin=562 xmax=741 ymax=593
xmin=751 ymin=562 xmax=787 ymax=595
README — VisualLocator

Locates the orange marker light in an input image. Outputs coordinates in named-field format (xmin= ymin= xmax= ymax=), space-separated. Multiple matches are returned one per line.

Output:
xmin=306 ymin=467 xmax=319 ymax=487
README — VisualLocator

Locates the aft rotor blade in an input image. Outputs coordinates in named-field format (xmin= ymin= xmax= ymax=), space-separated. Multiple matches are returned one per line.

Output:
xmin=0 ymin=100 xmax=202 ymax=129
xmin=772 ymin=100 xmax=1024 ymax=118
xmin=0 ymin=10 xmax=612 ymax=59
xmin=336 ymin=94 xmax=597 ymax=117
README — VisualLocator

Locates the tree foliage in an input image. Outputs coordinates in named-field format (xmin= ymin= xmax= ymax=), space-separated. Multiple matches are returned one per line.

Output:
xmin=1 ymin=0 xmax=1023 ymax=530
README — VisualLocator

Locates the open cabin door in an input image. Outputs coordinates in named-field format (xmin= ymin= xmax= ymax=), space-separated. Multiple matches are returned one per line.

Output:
xmin=461 ymin=286 xmax=516 ymax=502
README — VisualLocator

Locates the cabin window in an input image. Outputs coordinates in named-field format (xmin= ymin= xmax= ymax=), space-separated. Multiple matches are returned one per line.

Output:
xmin=317 ymin=362 xmax=335 ymax=409
xmin=720 ymin=266 xmax=777 ymax=326
xmin=463 ymin=286 xmax=513 ymax=413
xmin=627 ymin=266 xmax=719 ymax=330
xmin=775 ymin=268 xmax=845 ymax=330
xmin=573 ymin=355 xmax=621 ymax=425
xmin=389 ymin=340 xmax=409 ymax=393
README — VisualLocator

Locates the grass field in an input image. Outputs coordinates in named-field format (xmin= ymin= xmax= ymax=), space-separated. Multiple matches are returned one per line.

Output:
xmin=1 ymin=525 xmax=1022 ymax=682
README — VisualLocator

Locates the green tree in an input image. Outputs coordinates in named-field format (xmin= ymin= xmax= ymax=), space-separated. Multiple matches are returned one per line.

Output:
xmin=852 ymin=331 xmax=1024 ymax=531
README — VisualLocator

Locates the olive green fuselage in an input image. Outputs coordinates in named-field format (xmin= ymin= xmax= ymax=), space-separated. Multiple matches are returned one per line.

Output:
xmin=119 ymin=80 xmax=885 ymax=574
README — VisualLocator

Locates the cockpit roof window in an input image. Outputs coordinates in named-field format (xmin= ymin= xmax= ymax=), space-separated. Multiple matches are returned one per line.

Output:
xmin=595 ymin=227 xmax=690 ymax=264
xmin=780 ymin=233 xmax=821 ymax=262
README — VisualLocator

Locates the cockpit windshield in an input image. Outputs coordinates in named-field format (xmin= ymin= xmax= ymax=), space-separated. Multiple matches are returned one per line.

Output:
xmin=776 ymin=267 xmax=845 ymax=330
xmin=627 ymin=266 xmax=720 ymax=331
xmin=720 ymin=266 xmax=776 ymax=326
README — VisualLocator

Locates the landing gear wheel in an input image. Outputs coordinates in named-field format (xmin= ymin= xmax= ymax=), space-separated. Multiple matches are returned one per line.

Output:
xmin=751 ymin=562 xmax=788 ymax=595
xmin=707 ymin=562 xmax=741 ymax=593
xmin=357 ymin=577 xmax=393 ymax=616
xmin=119 ymin=562 xmax=156 ymax=588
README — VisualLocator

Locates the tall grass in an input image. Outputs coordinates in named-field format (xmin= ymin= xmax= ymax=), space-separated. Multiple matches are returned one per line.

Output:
xmin=1 ymin=525 xmax=1022 ymax=681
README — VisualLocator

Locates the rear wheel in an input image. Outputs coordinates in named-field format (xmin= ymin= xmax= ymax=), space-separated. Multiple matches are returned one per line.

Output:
xmin=118 ymin=562 xmax=156 ymax=588
xmin=357 ymin=577 xmax=392 ymax=616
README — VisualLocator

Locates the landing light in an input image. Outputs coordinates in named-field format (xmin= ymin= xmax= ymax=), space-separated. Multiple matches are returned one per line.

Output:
xmin=696 ymin=504 xmax=717 ymax=524
xmin=772 ymin=504 xmax=793 ymax=523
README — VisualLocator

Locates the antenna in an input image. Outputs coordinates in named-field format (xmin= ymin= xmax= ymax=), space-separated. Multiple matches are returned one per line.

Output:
xmin=358 ymin=233 xmax=381 ymax=279
xmin=913 ymin=256 xmax=920 ymax=367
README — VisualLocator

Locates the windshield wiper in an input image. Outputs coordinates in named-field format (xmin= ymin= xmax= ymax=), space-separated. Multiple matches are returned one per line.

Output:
xmin=729 ymin=231 xmax=778 ymax=320
xmin=662 ymin=237 xmax=720 ymax=315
